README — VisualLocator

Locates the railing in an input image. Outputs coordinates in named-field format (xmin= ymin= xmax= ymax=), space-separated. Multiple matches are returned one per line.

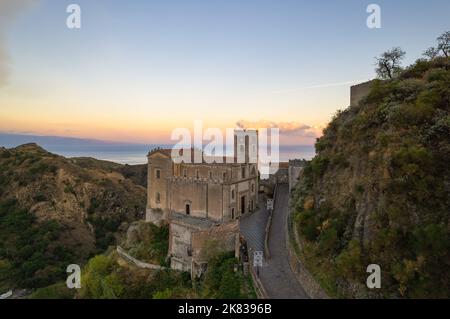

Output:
xmin=263 ymin=183 xmax=278 ymax=259
xmin=247 ymin=247 xmax=269 ymax=299
xmin=116 ymin=246 xmax=168 ymax=270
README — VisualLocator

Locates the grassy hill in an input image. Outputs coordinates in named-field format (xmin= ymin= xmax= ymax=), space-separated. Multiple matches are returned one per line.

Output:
xmin=0 ymin=144 xmax=146 ymax=291
xmin=291 ymin=57 xmax=450 ymax=298
xmin=71 ymin=157 xmax=147 ymax=188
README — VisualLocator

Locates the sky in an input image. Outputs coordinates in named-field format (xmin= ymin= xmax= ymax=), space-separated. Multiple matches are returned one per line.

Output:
xmin=0 ymin=0 xmax=449 ymax=145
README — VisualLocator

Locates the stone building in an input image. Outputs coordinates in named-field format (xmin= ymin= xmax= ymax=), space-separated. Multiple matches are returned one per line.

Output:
xmin=268 ymin=162 xmax=289 ymax=185
xmin=146 ymin=130 xmax=259 ymax=273
xmin=288 ymin=159 xmax=306 ymax=193
xmin=350 ymin=80 xmax=374 ymax=106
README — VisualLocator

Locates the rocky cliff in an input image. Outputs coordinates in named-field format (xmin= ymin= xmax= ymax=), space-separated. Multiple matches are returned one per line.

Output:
xmin=291 ymin=57 xmax=450 ymax=298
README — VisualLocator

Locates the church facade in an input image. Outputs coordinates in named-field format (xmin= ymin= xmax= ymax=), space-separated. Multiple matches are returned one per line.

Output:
xmin=146 ymin=130 xmax=259 ymax=273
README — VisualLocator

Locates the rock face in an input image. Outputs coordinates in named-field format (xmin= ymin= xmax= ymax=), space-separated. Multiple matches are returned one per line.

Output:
xmin=291 ymin=57 xmax=450 ymax=298
xmin=0 ymin=143 xmax=146 ymax=258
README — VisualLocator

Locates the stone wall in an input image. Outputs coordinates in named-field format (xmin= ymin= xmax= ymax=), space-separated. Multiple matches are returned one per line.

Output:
xmin=191 ymin=220 xmax=240 ymax=263
xmin=288 ymin=160 xmax=304 ymax=193
xmin=269 ymin=167 xmax=288 ymax=184
xmin=168 ymin=216 xmax=240 ymax=274
xmin=286 ymin=204 xmax=329 ymax=299
xmin=116 ymin=246 xmax=167 ymax=270
xmin=147 ymin=152 xmax=172 ymax=214
xmin=350 ymin=80 xmax=374 ymax=106
xmin=169 ymin=179 xmax=208 ymax=218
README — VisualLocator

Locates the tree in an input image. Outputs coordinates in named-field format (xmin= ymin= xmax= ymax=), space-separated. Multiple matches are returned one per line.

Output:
xmin=437 ymin=31 xmax=450 ymax=57
xmin=423 ymin=31 xmax=450 ymax=59
xmin=375 ymin=47 xmax=406 ymax=79
xmin=423 ymin=47 xmax=439 ymax=60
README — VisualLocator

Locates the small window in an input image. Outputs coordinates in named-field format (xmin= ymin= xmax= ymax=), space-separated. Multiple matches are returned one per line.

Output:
xmin=231 ymin=208 xmax=235 ymax=219
xmin=251 ymin=183 xmax=254 ymax=192
xmin=231 ymin=190 xmax=235 ymax=200
xmin=185 ymin=204 xmax=190 ymax=215
xmin=241 ymin=167 xmax=246 ymax=179
xmin=223 ymin=172 xmax=227 ymax=180
xmin=155 ymin=169 xmax=161 ymax=179
xmin=183 ymin=169 xmax=187 ymax=177
xmin=156 ymin=192 xmax=160 ymax=203
xmin=196 ymin=170 xmax=199 ymax=179
xmin=209 ymin=171 xmax=212 ymax=179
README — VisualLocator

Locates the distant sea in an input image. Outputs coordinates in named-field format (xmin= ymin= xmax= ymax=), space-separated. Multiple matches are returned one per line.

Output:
xmin=0 ymin=133 xmax=316 ymax=165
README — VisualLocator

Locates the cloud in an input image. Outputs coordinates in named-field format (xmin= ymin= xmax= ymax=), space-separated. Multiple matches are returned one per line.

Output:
xmin=0 ymin=0 xmax=36 ymax=87
xmin=236 ymin=120 xmax=323 ymax=138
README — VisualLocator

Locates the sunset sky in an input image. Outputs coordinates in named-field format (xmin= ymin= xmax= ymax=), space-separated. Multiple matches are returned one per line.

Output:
xmin=1 ymin=0 xmax=449 ymax=145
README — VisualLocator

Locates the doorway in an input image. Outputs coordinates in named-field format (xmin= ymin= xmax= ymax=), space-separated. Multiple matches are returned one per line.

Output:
xmin=241 ymin=195 xmax=246 ymax=214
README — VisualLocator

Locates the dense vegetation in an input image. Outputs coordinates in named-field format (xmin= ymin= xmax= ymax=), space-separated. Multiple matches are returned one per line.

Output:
xmin=197 ymin=252 xmax=255 ymax=299
xmin=75 ymin=251 xmax=255 ymax=299
xmin=291 ymin=55 xmax=450 ymax=298
xmin=0 ymin=199 xmax=74 ymax=291
xmin=0 ymin=144 xmax=146 ymax=293
xmin=78 ymin=253 xmax=192 ymax=299
xmin=122 ymin=221 xmax=169 ymax=266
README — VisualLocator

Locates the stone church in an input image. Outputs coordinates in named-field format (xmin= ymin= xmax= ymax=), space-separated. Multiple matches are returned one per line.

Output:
xmin=146 ymin=130 xmax=259 ymax=274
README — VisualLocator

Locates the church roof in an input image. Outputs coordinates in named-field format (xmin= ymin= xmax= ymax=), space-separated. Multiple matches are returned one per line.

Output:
xmin=148 ymin=147 xmax=249 ymax=165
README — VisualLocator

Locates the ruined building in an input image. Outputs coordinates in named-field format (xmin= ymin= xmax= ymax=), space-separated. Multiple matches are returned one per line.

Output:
xmin=146 ymin=130 xmax=259 ymax=274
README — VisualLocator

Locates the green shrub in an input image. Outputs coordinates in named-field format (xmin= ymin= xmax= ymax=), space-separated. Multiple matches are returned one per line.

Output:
xmin=29 ymin=281 xmax=75 ymax=299
xmin=200 ymin=252 xmax=245 ymax=299
xmin=0 ymin=200 xmax=72 ymax=289
xmin=310 ymin=156 xmax=329 ymax=177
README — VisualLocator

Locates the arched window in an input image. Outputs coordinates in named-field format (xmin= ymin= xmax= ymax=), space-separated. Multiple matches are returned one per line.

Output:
xmin=196 ymin=170 xmax=199 ymax=179
xmin=156 ymin=192 xmax=160 ymax=203
xmin=231 ymin=190 xmax=235 ymax=200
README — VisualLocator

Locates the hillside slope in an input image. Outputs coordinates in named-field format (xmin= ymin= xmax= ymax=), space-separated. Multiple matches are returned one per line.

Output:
xmin=291 ymin=57 xmax=450 ymax=298
xmin=0 ymin=144 xmax=146 ymax=290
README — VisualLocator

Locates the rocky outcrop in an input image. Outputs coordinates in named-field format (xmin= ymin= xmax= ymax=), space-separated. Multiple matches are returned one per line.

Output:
xmin=291 ymin=57 xmax=450 ymax=298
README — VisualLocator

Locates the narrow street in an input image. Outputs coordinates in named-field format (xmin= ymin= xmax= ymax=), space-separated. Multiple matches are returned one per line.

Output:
xmin=240 ymin=184 xmax=309 ymax=299
xmin=240 ymin=196 xmax=269 ymax=252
